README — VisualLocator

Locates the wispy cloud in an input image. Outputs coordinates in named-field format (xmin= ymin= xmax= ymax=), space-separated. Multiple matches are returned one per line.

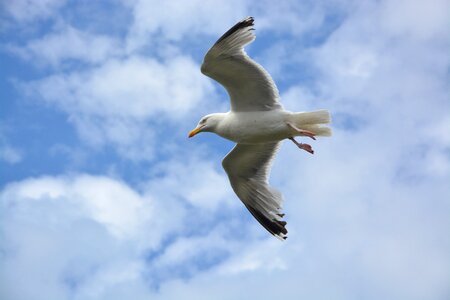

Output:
xmin=21 ymin=55 xmax=215 ymax=160
xmin=8 ymin=24 xmax=122 ymax=67
xmin=0 ymin=130 xmax=23 ymax=164
xmin=0 ymin=144 xmax=22 ymax=164
xmin=1 ymin=0 xmax=65 ymax=23
xmin=125 ymin=0 xmax=248 ymax=51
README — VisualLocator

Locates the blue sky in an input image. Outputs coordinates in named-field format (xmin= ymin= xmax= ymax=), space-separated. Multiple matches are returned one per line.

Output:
xmin=1 ymin=0 xmax=450 ymax=299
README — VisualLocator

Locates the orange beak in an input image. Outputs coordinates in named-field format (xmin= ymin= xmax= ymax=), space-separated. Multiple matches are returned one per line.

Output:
xmin=188 ymin=126 xmax=203 ymax=138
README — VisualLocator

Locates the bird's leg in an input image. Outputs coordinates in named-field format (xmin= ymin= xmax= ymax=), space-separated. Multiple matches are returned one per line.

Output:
xmin=289 ymin=137 xmax=314 ymax=154
xmin=286 ymin=123 xmax=316 ymax=140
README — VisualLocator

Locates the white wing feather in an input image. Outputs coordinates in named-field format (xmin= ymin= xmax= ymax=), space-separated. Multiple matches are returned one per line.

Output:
xmin=201 ymin=17 xmax=283 ymax=112
xmin=222 ymin=142 xmax=287 ymax=239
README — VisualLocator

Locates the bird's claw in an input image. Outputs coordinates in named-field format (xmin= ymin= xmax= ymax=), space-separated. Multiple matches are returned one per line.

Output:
xmin=289 ymin=137 xmax=314 ymax=154
xmin=298 ymin=143 xmax=314 ymax=154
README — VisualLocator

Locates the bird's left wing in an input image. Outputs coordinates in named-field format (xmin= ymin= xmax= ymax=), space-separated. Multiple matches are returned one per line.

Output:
xmin=222 ymin=142 xmax=287 ymax=239
xmin=201 ymin=17 xmax=283 ymax=112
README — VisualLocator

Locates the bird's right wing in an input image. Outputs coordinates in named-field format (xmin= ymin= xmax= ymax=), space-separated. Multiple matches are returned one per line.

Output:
xmin=222 ymin=142 xmax=287 ymax=239
xmin=201 ymin=17 xmax=283 ymax=112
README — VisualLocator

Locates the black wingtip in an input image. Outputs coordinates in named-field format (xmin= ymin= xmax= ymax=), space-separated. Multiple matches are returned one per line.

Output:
xmin=215 ymin=16 xmax=255 ymax=45
xmin=245 ymin=205 xmax=288 ymax=239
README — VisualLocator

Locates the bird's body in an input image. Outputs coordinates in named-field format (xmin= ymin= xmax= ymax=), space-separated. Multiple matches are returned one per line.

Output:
xmin=214 ymin=110 xmax=289 ymax=143
xmin=211 ymin=110 xmax=329 ymax=144
xmin=189 ymin=17 xmax=331 ymax=239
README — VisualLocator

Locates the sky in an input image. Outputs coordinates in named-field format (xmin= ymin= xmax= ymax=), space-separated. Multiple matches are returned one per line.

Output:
xmin=1 ymin=0 xmax=449 ymax=299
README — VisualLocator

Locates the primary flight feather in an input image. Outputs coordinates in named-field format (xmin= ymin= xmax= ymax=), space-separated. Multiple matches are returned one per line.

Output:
xmin=189 ymin=17 xmax=331 ymax=240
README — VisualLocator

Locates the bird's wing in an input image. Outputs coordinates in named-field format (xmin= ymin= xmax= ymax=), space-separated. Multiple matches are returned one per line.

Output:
xmin=201 ymin=17 xmax=283 ymax=112
xmin=222 ymin=142 xmax=287 ymax=239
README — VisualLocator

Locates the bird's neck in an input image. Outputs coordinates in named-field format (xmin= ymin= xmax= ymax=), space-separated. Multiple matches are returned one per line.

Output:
xmin=209 ymin=112 xmax=230 ymax=137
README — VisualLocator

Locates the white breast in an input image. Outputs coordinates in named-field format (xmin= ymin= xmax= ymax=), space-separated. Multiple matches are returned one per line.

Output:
xmin=217 ymin=110 xmax=291 ymax=143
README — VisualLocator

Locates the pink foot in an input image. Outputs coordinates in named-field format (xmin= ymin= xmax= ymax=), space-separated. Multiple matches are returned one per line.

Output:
xmin=298 ymin=143 xmax=314 ymax=154
xmin=289 ymin=137 xmax=314 ymax=154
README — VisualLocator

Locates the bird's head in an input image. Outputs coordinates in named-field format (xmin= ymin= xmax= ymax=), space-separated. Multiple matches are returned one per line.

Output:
xmin=188 ymin=113 xmax=225 ymax=138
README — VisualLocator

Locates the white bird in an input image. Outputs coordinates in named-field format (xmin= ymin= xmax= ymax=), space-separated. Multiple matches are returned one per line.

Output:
xmin=188 ymin=17 xmax=331 ymax=239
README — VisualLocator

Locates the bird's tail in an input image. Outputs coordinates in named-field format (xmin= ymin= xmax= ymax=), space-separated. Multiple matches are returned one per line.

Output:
xmin=288 ymin=109 xmax=332 ymax=136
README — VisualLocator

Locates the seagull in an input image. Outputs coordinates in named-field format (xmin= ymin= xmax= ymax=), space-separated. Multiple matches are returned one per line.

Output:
xmin=188 ymin=17 xmax=331 ymax=240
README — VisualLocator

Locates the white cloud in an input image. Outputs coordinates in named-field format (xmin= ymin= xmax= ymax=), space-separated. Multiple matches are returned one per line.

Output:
xmin=1 ymin=175 xmax=152 ymax=239
xmin=27 ymin=55 xmax=211 ymax=119
xmin=23 ymin=55 xmax=215 ymax=160
xmin=9 ymin=25 xmax=121 ymax=67
xmin=1 ymin=0 xmax=65 ymax=22
xmin=216 ymin=238 xmax=287 ymax=274
xmin=0 ymin=175 xmax=152 ymax=300
xmin=146 ymin=155 xmax=233 ymax=210
xmin=125 ymin=0 xmax=248 ymax=51
xmin=0 ymin=144 xmax=22 ymax=164
xmin=379 ymin=0 xmax=450 ymax=40
xmin=0 ymin=130 xmax=23 ymax=164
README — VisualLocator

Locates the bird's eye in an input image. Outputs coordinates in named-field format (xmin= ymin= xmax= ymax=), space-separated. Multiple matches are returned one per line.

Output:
xmin=200 ymin=118 xmax=207 ymax=124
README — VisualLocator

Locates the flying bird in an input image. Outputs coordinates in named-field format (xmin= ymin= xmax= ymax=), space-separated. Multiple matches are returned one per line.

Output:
xmin=188 ymin=17 xmax=331 ymax=240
